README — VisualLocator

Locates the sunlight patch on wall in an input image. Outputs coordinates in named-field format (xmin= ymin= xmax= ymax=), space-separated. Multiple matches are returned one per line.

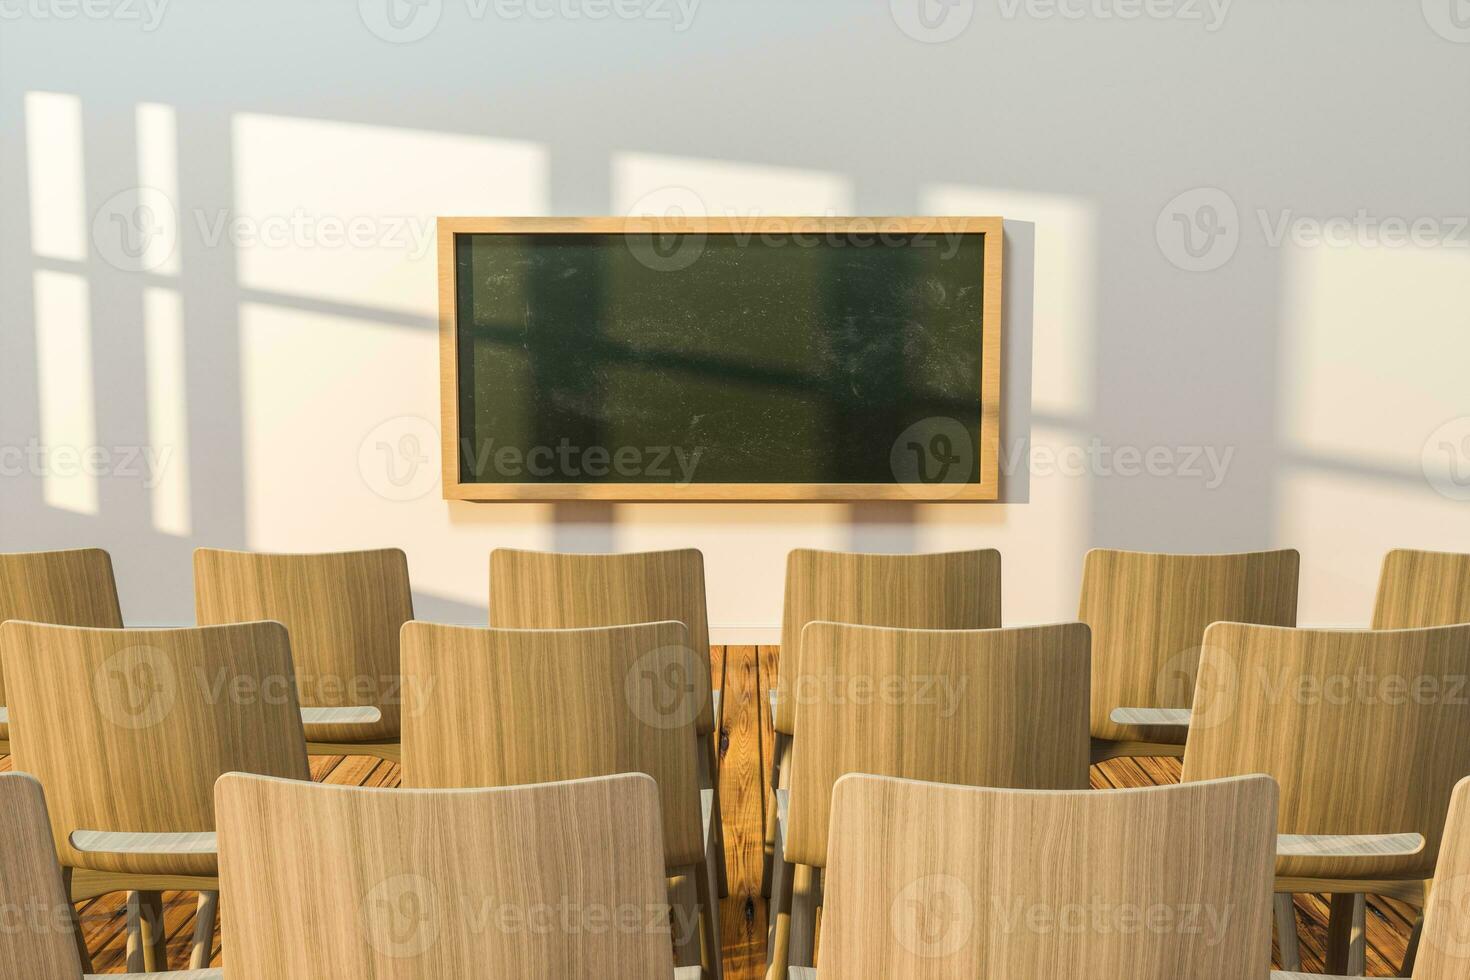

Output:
xmin=33 ymin=270 xmax=97 ymax=514
xmin=1277 ymin=467 xmax=1470 ymax=626
xmin=24 ymin=91 xmax=86 ymax=262
xmin=233 ymin=115 xmax=549 ymax=317
xmin=238 ymin=302 xmax=549 ymax=606
xmin=611 ymin=152 xmax=854 ymax=215
xmin=921 ymin=185 xmax=1096 ymax=420
xmin=136 ymin=103 xmax=181 ymax=275
xmin=1281 ymin=243 xmax=1470 ymax=472
xmin=144 ymin=287 xmax=191 ymax=535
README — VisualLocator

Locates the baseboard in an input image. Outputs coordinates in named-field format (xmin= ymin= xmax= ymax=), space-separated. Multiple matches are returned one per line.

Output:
xmin=709 ymin=625 xmax=781 ymax=645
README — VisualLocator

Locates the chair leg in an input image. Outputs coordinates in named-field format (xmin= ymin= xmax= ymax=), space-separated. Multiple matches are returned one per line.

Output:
xmin=787 ymin=864 xmax=820 ymax=969
xmin=1347 ymin=893 xmax=1367 ymax=976
xmin=1402 ymin=911 xmax=1424 ymax=976
xmin=669 ymin=867 xmax=702 ymax=971
xmin=125 ymin=892 xmax=145 ymax=973
xmin=1273 ymin=893 xmax=1301 ymax=971
xmin=190 ymin=890 xmax=219 ymax=969
xmin=761 ymin=731 xmax=790 ymax=900
xmin=705 ymin=734 xmax=730 ymax=900
xmin=139 ymin=889 xmax=168 ymax=971
xmin=767 ymin=816 xmax=792 ymax=976
xmin=59 ymin=868 xmax=94 ymax=974
xmin=1325 ymin=892 xmax=1366 ymax=976
xmin=696 ymin=851 xmax=724 ymax=980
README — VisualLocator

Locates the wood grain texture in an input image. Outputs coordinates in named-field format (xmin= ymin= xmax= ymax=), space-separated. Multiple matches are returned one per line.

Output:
xmin=1417 ymin=775 xmax=1470 ymax=980
xmin=489 ymin=547 xmax=717 ymax=735
xmin=0 ymin=772 xmax=86 ymax=980
xmin=437 ymin=216 xmax=1003 ymax=503
xmin=784 ymin=622 xmax=1091 ymax=869
xmin=193 ymin=548 xmax=413 ymax=743
xmin=1182 ymin=622 xmax=1470 ymax=881
xmin=400 ymin=620 xmax=705 ymax=869
xmin=1080 ymin=548 xmax=1300 ymax=746
xmin=0 ymin=549 xmax=124 ymax=741
xmin=774 ymin=549 xmax=1002 ymax=735
xmin=0 ymin=646 xmax=1426 ymax=976
xmin=1373 ymin=549 xmax=1470 ymax=630
xmin=1 ymin=621 xmax=310 ymax=876
xmin=816 ymin=773 xmax=1278 ymax=979
xmin=216 ymin=772 xmax=680 ymax=980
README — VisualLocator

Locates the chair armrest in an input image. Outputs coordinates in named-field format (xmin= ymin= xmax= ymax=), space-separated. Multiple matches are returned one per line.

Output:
xmin=70 ymin=830 xmax=218 ymax=856
xmin=1276 ymin=832 xmax=1424 ymax=859
xmin=1108 ymin=707 xmax=1192 ymax=727
xmin=300 ymin=706 xmax=383 ymax=726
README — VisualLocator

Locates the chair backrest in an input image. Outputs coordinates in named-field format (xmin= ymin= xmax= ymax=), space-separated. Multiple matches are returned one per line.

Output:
xmin=400 ymin=620 xmax=704 ymax=870
xmin=1183 ymin=622 xmax=1470 ymax=881
xmin=194 ymin=547 xmax=413 ymax=741
xmin=217 ymin=772 xmax=679 ymax=980
xmin=1418 ymin=775 xmax=1470 ymax=979
xmin=0 ymin=549 xmax=123 ymax=716
xmin=1 ymin=621 xmax=311 ymax=874
xmin=1079 ymin=548 xmax=1299 ymax=743
xmin=1373 ymin=549 xmax=1470 ymax=630
xmin=489 ymin=548 xmax=714 ymax=735
xmin=0 ymin=773 xmax=83 ymax=980
xmin=775 ymin=549 xmax=1002 ymax=735
xmin=816 ymin=773 xmax=1277 ymax=979
xmin=784 ymin=622 xmax=1091 ymax=869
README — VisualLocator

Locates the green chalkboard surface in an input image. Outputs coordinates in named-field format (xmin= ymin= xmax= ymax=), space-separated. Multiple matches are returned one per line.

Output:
xmin=441 ymin=217 xmax=1001 ymax=501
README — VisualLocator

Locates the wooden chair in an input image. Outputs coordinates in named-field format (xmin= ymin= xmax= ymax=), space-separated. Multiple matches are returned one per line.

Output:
xmin=194 ymin=547 xmax=413 ymax=761
xmin=764 ymin=548 xmax=1002 ymax=897
xmin=216 ymin=771 xmax=701 ymax=979
xmin=488 ymin=546 xmax=728 ymax=895
xmin=1080 ymin=548 xmax=1299 ymax=763
xmin=0 ymin=772 xmax=218 ymax=979
xmin=399 ymin=620 xmax=724 ymax=979
xmin=1274 ymin=775 xmax=1470 ymax=979
xmin=0 ymin=548 xmax=124 ymax=754
xmin=1373 ymin=549 xmax=1470 ymax=628
xmin=1183 ymin=622 xmax=1470 ymax=976
xmin=789 ymin=773 xmax=1277 ymax=979
xmin=1 ymin=621 xmax=311 ymax=973
xmin=769 ymin=621 xmax=1091 ymax=978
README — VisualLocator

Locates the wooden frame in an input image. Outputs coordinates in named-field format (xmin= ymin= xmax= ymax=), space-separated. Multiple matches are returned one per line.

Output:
xmin=437 ymin=216 xmax=1003 ymax=502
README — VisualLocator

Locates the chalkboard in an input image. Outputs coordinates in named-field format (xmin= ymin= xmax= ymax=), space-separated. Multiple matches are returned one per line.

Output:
xmin=437 ymin=217 xmax=1001 ymax=501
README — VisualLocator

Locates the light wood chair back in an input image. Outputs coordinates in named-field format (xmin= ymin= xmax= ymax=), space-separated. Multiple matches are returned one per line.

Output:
xmin=784 ymin=622 xmax=1090 ymax=868
xmin=489 ymin=548 xmax=714 ymax=735
xmin=400 ymin=620 xmax=704 ymax=869
xmin=774 ymin=549 xmax=1002 ymax=735
xmin=1418 ymin=776 xmax=1470 ymax=979
xmin=0 ymin=773 xmax=84 ymax=980
xmin=193 ymin=548 xmax=413 ymax=743
xmin=1182 ymin=622 xmax=1470 ymax=880
xmin=0 ymin=549 xmax=123 ymax=739
xmin=1079 ymin=548 xmax=1299 ymax=744
xmin=1373 ymin=549 xmax=1470 ymax=630
xmin=815 ymin=773 xmax=1277 ymax=979
xmin=217 ymin=772 xmax=681 ymax=980
xmin=1 ymin=621 xmax=311 ymax=876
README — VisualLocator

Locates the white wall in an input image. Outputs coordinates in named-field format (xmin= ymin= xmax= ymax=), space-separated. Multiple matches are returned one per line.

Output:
xmin=2 ymin=1 xmax=1468 ymax=637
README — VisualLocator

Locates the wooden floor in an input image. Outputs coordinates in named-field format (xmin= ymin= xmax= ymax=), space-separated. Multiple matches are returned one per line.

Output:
xmin=2 ymin=644 xmax=1418 ymax=976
